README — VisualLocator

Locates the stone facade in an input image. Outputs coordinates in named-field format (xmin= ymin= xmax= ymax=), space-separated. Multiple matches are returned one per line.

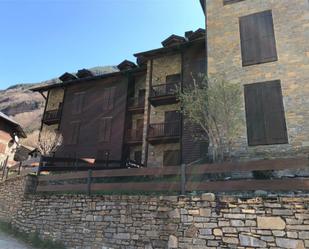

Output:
xmin=41 ymin=87 xmax=65 ymax=133
xmin=143 ymin=53 xmax=182 ymax=167
xmin=205 ymin=0 xmax=309 ymax=158
xmin=1 ymin=176 xmax=309 ymax=249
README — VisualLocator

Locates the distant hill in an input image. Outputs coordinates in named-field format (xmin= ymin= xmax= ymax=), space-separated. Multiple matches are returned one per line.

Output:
xmin=0 ymin=66 xmax=118 ymax=134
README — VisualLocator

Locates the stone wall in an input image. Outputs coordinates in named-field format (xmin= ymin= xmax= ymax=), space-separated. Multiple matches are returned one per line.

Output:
xmin=205 ymin=0 xmax=309 ymax=159
xmin=0 ymin=176 xmax=309 ymax=249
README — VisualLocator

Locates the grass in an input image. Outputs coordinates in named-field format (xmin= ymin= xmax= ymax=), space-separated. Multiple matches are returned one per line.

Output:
xmin=0 ymin=221 xmax=66 ymax=249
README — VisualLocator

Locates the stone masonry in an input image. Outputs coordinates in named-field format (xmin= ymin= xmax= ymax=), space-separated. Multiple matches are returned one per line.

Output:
xmin=205 ymin=0 xmax=309 ymax=159
xmin=0 ymin=176 xmax=309 ymax=249
xmin=142 ymin=53 xmax=182 ymax=168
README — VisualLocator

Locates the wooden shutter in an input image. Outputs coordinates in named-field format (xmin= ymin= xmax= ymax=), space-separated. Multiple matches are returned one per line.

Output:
xmin=138 ymin=89 xmax=145 ymax=105
xmin=69 ymin=121 xmax=80 ymax=144
xmin=99 ymin=117 xmax=112 ymax=142
xmin=166 ymin=74 xmax=181 ymax=83
xmin=103 ymin=87 xmax=116 ymax=111
xmin=240 ymin=10 xmax=277 ymax=66
xmin=244 ymin=80 xmax=288 ymax=146
xmin=163 ymin=150 xmax=181 ymax=166
xmin=164 ymin=111 xmax=181 ymax=136
xmin=244 ymin=84 xmax=266 ymax=145
xmin=72 ymin=92 xmax=85 ymax=114
xmin=261 ymin=81 xmax=288 ymax=144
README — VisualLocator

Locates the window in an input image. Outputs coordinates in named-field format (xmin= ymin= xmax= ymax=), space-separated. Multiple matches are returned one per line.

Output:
xmin=99 ymin=117 xmax=112 ymax=142
xmin=223 ymin=0 xmax=245 ymax=5
xmin=239 ymin=10 xmax=277 ymax=66
xmin=72 ymin=92 xmax=85 ymax=115
xmin=163 ymin=150 xmax=181 ymax=166
xmin=244 ymin=80 xmax=288 ymax=146
xmin=102 ymin=87 xmax=116 ymax=111
xmin=69 ymin=121 xmax=81 ymax=144
xmin=166 ymin=74 xmax=181 ymax=84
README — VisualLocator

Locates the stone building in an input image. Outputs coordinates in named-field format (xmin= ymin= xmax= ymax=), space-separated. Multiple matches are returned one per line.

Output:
xmin=32 ymin=29 xmax=207 ymax=167
xmin=134 ymin=29 xmax=207 ymax=167
xmin=0 ymin=112 xmax=26 ymax=167
xmin=202 ymin=0 xmax=309 ymax=158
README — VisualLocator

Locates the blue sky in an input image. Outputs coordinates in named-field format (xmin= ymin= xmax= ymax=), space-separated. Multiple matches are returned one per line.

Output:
xmin=0 ymin=0 xmax=204 ymax=89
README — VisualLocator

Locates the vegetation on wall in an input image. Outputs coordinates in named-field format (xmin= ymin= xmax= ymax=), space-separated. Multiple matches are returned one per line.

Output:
xmin=0 ymin=221 xmax=66 ymax=249
xmin=178 ymin=75 xmax=243 ymax=162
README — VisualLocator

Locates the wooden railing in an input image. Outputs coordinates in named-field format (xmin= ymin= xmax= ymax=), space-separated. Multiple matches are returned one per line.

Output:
xmin=38 ymin=156 xmax=124 ymax=172
xmin=125 ymin=129 xmax=143 ymax=142
xmin=150 ymin=82 xmax=179 ymax=98
xmin=1 ymin=158 xmax=40 ymax=180
xmin=148 ymin=122 xmax=180 ymax=138
xmin=36 ymin=157 xmax=309 ymax=194
xmin=128 ymin=97 xmax=145 ymax=109
xmin=42 ymin=109 xmax=61 ymax=124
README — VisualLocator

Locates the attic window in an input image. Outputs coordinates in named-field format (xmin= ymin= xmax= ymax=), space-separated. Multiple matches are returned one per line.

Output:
xmin=59 ymin=72 xmax=77 ymax=82
xmin=161 ymin=35 xmax=186 ymax=47
xmin=117 ymin=60 xmax=137 ymax=71
xmin=76 ymin=69 xmax=93 ymax=78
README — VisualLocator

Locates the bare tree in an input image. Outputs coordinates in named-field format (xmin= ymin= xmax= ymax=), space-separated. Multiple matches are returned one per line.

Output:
xmin=36 ymin=129 xmax=63 ymax=156
xmin=178 ymin=75 xmax=243 ymax=162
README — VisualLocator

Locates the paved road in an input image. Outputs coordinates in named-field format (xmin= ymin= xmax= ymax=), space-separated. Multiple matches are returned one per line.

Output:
xmin=0 ymin=232 xmax=34 ymax=249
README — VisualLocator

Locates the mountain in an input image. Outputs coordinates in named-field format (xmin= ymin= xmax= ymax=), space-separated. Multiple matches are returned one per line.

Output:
xmin=0 ymin=66 xmax=118 ymax=135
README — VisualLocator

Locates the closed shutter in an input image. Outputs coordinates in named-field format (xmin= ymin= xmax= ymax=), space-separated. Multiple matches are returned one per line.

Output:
xmin=261 ymin=81 xmax=288 ymax=144
xmin=69 ymin=121 xmax=81 ymax=144
xmin=72 ymin=92 xmax=85 ymax=114
xmin=239 ymin=10 xmax=277 ymax=66
xmin=103 ymin=87 xmax=116 ymax=111
xmin=244 ymin=80 xmax=288 ymax=146
xmin=164 ymin=111 xmax=181 ymax=136
xmin=166 ymin=74 xmax=181 ymax=83
xmin=163 ymin=150 xmax=181 ymax=166
xmin=99 ymin=117 xmax=112 ymax=142
xmin=244 ymin=84 xmax=266 ymax=145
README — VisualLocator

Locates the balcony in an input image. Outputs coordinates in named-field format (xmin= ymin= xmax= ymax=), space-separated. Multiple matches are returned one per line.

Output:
xmin=125 ymin=129 xmax=143 ymax=145
xmin=42 ymin=109 xmax=62 ymax=125
xmin=149 ymin=82 xmax=180 ymax=106
xmin=147 ymin=122 xmax=180 ymax=144
xmin=127 ymin=97 xmax=145 ymax=114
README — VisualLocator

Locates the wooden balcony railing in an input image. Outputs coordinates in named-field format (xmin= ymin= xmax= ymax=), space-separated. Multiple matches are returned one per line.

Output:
xmin=150 ymin=82 xmax=180 ymax=98
xmin=148 ymin=122 xmax=180 ymax=139
xmin=42 ymin=109 xmax=61 ymax=125
xmin=127 ymin=97 xmax=145 ymax=113
xmin=126 ymin=129 xmax=143 ymax=144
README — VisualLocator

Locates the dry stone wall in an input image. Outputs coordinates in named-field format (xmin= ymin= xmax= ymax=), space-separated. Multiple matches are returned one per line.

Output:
xmin=0 ymin=176 xmax=309 ymax=249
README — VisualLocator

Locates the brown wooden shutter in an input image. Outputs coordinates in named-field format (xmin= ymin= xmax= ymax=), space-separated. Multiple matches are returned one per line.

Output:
xmin=166 ymin=74 xmax=181 ymax=83
xmin=69 ymin=121 xmax=80 ymax=144
xmin=72 ymin=92 xmax=85 ymax=114
xmin=103 ymin=87 xmax=116 ymax=111
xmin=108 ymin=87 xmax=116 ymax=110
xmin=240 ymin=10 xmax=277 ymax=66
xmin=256 ymin=11 xmax=277 ymax=63
xmin=244 ymin=80 xmax=288 ymax=146
xmin=261 ymin=81 xmax=288 ymax=144
xmin=99 ymin=117 xmax=112 ymax=142
xmin=163 ymin=150 xmax=181 ymax=166
xmin=244 ymin=84 xmax=267 ymax=145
